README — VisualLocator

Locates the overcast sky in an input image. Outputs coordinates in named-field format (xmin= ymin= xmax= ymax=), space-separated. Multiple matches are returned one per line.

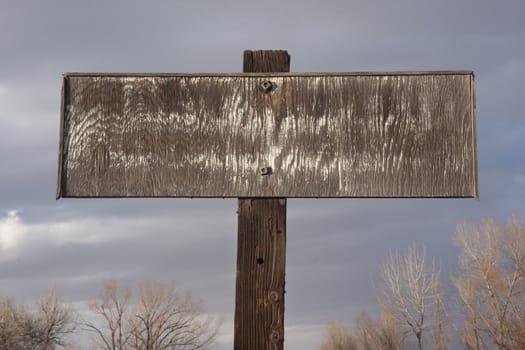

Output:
xmin=1 ymin=0 xmax=524 ymax=349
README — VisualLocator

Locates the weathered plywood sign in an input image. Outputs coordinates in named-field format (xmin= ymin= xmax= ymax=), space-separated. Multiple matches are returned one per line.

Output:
xmin=57 ymin=72 xmax=477 ymax=198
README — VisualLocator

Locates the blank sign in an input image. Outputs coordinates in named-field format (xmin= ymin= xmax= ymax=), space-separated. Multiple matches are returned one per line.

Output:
xmin=57 ymin=72 xmax=477 ymax=198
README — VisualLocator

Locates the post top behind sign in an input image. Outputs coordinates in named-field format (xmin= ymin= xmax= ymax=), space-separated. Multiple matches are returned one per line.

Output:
xmin=57 ymin=55 xmax=477 ymax=199
xmin=243 ymin=49 xmax=290 ymax=73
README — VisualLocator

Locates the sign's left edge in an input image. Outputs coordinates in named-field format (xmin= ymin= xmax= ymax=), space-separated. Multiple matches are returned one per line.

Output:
xmin=56 ymin=75 xmax=68 ymax=199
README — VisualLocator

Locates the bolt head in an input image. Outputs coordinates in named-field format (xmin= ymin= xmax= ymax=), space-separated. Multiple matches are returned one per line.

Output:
xmin=260 ymin=81 xmax=276 ymax=92
xmin=259 ymin=166 xmax=273 ymax=175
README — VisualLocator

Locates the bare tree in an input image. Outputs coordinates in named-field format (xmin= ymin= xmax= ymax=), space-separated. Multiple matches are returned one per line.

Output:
xmin=85 ymin=280 xmax=133 ymax=350
xmin=454 ymin=216 xmax=525 ymax=350
xmin=86 ymin=280 xmax=221 ymax=350
xmin=359 ymin=308 xmax=403 ymax=350
xmin=35 ymin=287 xmax=77 ymax=349
xmin=428 ymin=285 xmax=448 ymax=350
xmin=320 ymin=309 xmax=402 ymax=350
xmin=353 ymin=312 xmax=376 ymax=350
xmin=0 ymin=288 xmax=76 ymax=350
xmin=0 ymin=297 xmax=27 ymax=350
xmin=130 ymin=281 xmax=219 ymax=350
xmin=379 ymin=243 xmax=444 ymax=350
xmin=320 ymin=320 xmax=358 ymax=350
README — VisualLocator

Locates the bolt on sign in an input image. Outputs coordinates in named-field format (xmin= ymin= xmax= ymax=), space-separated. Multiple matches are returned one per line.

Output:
xmin=57 ymin=72 xmax=477 ymax=198
xmin=57 ymin=50 xmax=477 ymax=350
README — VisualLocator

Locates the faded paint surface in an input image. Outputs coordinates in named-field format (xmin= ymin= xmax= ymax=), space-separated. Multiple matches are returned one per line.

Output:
xmin=58 ymin=72 xmax=477 ymax=198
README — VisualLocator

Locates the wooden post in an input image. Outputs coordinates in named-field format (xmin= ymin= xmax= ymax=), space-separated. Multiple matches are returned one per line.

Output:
xmin=234 ymin=50 xmax=290 ymax=350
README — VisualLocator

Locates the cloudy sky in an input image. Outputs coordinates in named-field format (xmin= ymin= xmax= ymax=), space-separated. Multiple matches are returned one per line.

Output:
xmin=1 ymin=0 xmax=524 ymax=349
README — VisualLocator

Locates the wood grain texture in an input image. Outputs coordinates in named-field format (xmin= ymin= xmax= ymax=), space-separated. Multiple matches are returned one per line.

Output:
xmin=234 ymin=50 xmax=289 ymax=350
xmin=58 ymin=71 xmax=477 ymax=198
xmin=235 ymin=198 xmax=287 ymax=350
xmin=243 ymin=50 xmax=290 ymax=73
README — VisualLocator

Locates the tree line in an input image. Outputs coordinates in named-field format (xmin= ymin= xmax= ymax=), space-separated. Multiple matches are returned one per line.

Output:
xmin=320 ymin=216 xmax=525 ymax=350
xmin=0 ymin=281 xmax=221 ymax=350
xmin=3 ymin=216 xmax=522 ymax=349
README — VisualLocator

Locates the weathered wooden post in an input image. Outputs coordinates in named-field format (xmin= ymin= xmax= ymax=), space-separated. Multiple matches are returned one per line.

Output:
xmin=57 ymin=50 xmax=477 ymax=350
xmin=235 ymin=50 xmax=289 ymax=349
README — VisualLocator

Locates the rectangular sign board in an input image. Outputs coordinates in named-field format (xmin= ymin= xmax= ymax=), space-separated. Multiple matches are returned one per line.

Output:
xmin=57 ymin=72 xmax=477 ymax=198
